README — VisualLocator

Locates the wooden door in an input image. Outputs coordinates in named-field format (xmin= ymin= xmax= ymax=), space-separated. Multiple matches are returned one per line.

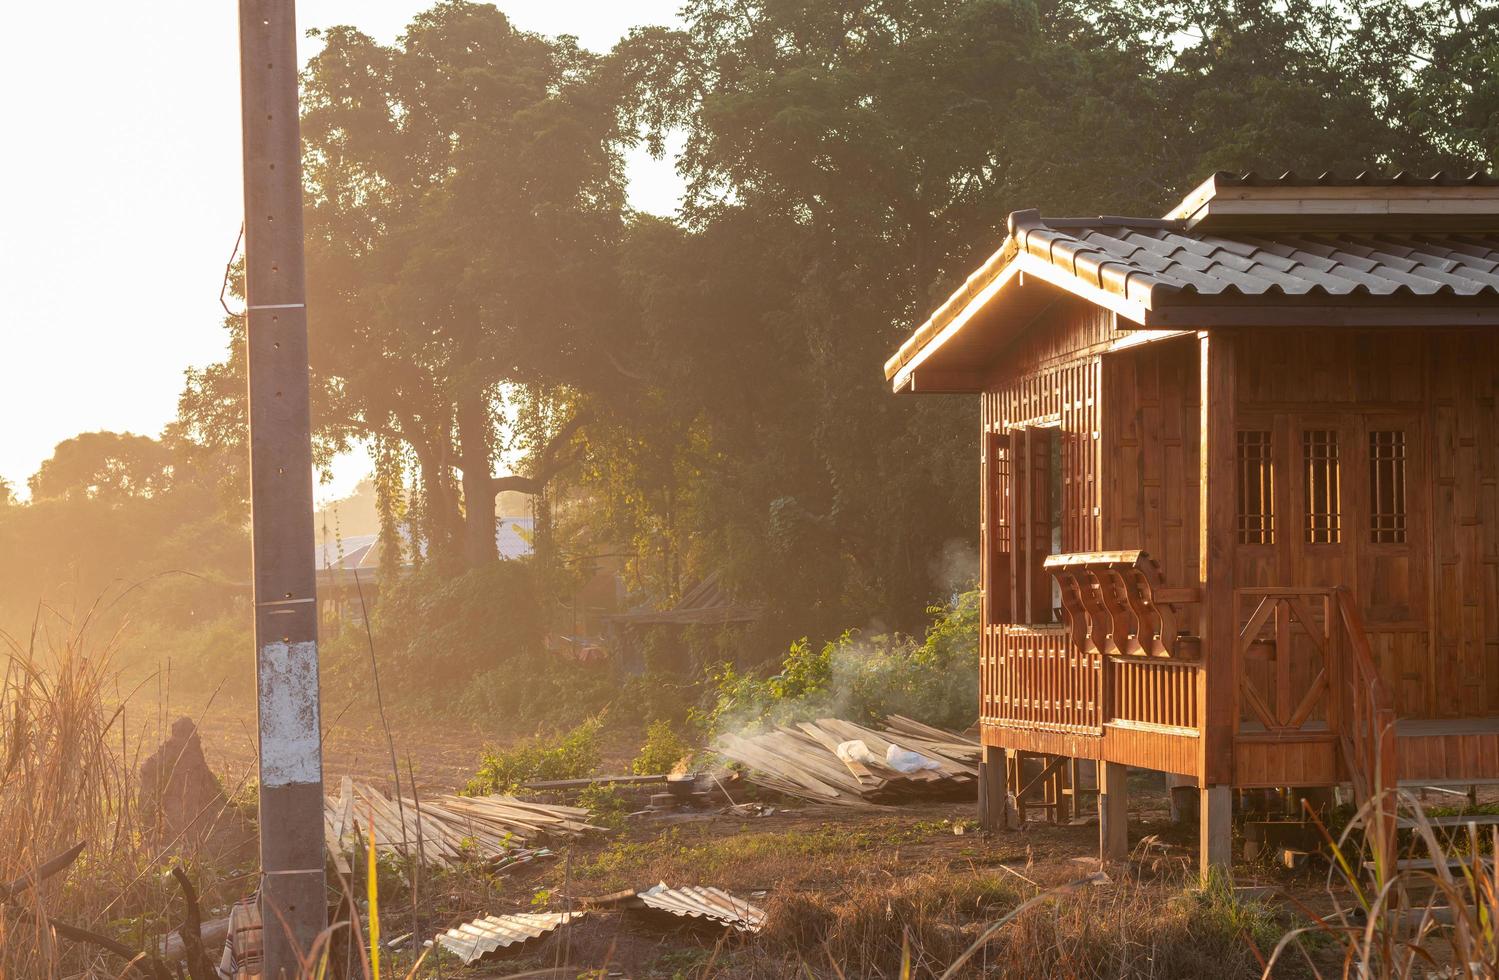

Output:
xmin=1353 ymin=413 xmax=1432 ymax=716
xmin=1286 ymin=413 xmax=1357 ymax=595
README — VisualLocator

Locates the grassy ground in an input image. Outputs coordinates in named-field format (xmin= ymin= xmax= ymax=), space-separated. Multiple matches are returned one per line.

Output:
xmin=10 ymin=663 xmax=1357 ymax=979
xmin=365 ymin=780 xmax=1331 ymax=979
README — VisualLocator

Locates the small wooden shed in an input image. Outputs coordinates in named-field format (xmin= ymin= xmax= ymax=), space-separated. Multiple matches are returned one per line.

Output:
xmin=885 ymin=171 xmax=1499 ymax=874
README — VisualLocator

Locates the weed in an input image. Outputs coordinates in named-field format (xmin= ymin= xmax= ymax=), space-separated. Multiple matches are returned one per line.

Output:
xmin=634 ymin=718 xmax=693 ymax=775
xmin=696 ymin=589 xmax=980 ymax=736
xmin=578 ymin=782 xmax=632 ymax=829
xmin=465 ymin=714 xmax=606 ymax=795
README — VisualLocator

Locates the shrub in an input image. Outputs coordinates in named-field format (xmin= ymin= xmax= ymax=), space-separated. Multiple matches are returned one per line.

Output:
xmin=465 ymin=714 xmax=605 ymax=795
xmin=375 ymin=560 xmax=544 ymax=683
xmin=455 ymin=652 xmax=618 ymax=730
xmin=632 ymin=719 xmax=692 ymax=775
xmin=698 ymin=588 xmax=979 ymax=735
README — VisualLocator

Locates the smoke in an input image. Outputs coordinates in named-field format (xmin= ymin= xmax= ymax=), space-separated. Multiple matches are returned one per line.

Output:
xmin=710 ymin=590 xmax=981 ymax=737
xmin=929 ymin=537 xmax=979 ymax=598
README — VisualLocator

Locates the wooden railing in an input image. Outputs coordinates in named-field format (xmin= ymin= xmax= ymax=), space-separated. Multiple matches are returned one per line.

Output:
xmin=983 ymin=624 xmax=1102 ymax=734
xmin=1109 ymin=658 xmax=1200 ymax=733
xmin=1333 ymin=587 xmax=1398 ymax=866
xmin=1234 ymin=588 xmax=1335 ymax=735
xmin=980 ymin=551 xmax=1205 ymax=739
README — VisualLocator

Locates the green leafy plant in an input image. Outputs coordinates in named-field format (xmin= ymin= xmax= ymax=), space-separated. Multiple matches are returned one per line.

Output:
xmin=632 ymin=719 xmax=693 ymax=775
xmin=465 ymin=714 xmax=606 ymax=795
xmin=697 ymin=589 xmax=980 ymax=735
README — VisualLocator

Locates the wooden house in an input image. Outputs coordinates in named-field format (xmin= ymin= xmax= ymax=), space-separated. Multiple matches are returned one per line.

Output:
xmin=884 ymin=171 xmax=1499 ymax=874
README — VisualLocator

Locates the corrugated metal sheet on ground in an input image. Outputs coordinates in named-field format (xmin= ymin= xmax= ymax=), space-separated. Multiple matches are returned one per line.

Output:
xmin=431 ymin=911 xmax=583 ymax=964
xmin=637 ymin=883 xmax=766 ymax=933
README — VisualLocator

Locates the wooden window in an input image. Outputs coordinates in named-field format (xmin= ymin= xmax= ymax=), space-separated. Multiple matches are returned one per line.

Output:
xmin=1369 ymin=430 xmax=1408 ymax=544
xmin=1236 ymin=430 xmax=1275 ymax=545
xmin=992 ymin=437 xmax=1012 ymax=552
xmin=1303 ymin=429 xmax=1342 ymax=544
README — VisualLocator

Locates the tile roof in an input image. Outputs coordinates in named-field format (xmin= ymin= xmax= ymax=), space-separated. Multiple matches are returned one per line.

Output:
xmin=1204 ymin=169 xmax=1499 ymax=188
xmin=885 ymin=171 xmax=1499 ymax=386
xmin=1010 ymin=210 xmax=1499 ymax=304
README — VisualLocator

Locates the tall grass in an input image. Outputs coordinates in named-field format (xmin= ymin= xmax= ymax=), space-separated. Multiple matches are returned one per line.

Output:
xmin=1265 ymin=791 xmax=1499 ymax=978
xmin=0 ymin=608 xmax=232 ymax=978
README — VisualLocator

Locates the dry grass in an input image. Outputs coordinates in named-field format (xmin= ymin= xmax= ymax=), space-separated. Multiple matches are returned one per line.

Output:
xmin=0 ymin=607 xmax=249 ymax=978
xmin=549 ymin=817 xmax=1291 ymax=979
xmin=1266 ymin=792 xmax=1499 ymax=979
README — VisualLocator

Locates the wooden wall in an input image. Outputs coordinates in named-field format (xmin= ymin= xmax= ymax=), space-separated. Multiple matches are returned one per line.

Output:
xmin=1101 ymin=338 xmax=1201 ymax=590
xmin=1099 ymin=327 xmax=1499 ymax=720
xmin=1430 ymin=331 xmax=1499 ymax=717
xmin=981 ymin=312 xmax=1497 ymax=725
xmin=981 ymin=300 xmax=1108 ymax=629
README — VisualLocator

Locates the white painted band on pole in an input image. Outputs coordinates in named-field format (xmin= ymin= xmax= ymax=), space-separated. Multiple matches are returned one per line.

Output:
xmin=263 ymin=868 xmax=326 ymax=876
xmin=258 ymin=640 xmax=323 ymax=787
xmin=257 ymin=597 xmax=317 ymax=607
xmin=248 ymin=302 xmax=307 ymax=310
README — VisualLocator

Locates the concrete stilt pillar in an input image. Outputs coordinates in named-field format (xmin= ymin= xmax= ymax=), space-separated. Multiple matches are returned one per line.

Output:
xmin=1200 ymin=784 xmax=1233 ymax=885
xmin=1167 ymin=773 xmax=1198 ymax=825
xmin=1099 ymin=761 xmax=1129 ymax=863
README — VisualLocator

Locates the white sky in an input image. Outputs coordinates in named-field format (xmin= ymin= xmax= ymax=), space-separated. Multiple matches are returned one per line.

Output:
xmin=0 ymin=1 xmax=683 ymax=501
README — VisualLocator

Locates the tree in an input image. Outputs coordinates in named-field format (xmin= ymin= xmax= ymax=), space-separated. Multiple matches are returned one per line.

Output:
xmin=590 ymin=0 xmax=1174 ymax=636
xmin=583 ymin=0 xmax=1495 ymax=643
xmin=299 ymin=1 xmax=630 ymax=567
xmin=28 ymin=432 xmax=175 ymax=502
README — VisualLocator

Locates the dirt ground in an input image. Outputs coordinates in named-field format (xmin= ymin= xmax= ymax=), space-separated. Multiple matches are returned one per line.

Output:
xmin=129 ymin=695 xmax=509 ymax=795
xmin=372 ymin=773 xmax=1350 ymax=979
xmin=129 ymin=704 xmax=1367 ymax=977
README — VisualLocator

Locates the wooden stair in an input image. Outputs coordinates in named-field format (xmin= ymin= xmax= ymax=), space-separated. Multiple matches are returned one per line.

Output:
xmin=1395 ymin=813 xmax=1499 ymax=830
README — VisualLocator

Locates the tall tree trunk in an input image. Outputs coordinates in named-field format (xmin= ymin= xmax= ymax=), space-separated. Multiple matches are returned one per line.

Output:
xmin=393 ymin=408 xmax=462 ymax=563
xmin=456 ymin=389 xmax=499 ymax=566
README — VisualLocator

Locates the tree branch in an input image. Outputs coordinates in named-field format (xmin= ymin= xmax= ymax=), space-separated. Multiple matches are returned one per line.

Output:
xmin=453 ymin=410 xmax=593 ymax=498
xmin=170 ymin=866 xmax=216 ymax=980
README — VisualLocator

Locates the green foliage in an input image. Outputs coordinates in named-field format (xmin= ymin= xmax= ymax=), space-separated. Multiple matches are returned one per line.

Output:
xmin=454 ymin=653 xmax=618 ymax=730
xmin=577 ymin=782 xmax=631 ymax=829
xmin=372 ymin=560 xmax=544 ymax=683
xmin=698 ymin=589 xmax=980 ymax=735
xmin=632 ymin=720 xmax=692 ymax=775
xmin=465 ymin=714 xmax=605 ymax=795
xmin=0 ymin=431 xmax=248 ymax=661
xmin=28 ymin=431 xmax=175 ymax=502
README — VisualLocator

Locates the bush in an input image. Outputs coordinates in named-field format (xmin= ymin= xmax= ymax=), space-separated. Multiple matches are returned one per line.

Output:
xmin=466 ymin=714 xmax=605 ymax=795
xmin=375 ymin=560 xmax=544 ymax=682
xmin=456 ymin=652 xmax=618 ymax=730
xmin=698 ymin=589 xmax=979 ymax=735
xmin=632 ymin=719 xmax=692 ymax=775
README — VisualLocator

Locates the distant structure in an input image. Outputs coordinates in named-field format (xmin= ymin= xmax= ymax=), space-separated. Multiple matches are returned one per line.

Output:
xmin=314 ymin=518 xmax=536 ymax=618
xmin=886 ymin=171 xmax=1499 ymax=877
xmin=605 ymin=570 xmax=761 ymax=673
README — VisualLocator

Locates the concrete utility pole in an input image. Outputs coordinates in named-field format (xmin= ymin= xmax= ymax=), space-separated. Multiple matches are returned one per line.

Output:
xmin=237 ymin=1 xmax=327 ymax=972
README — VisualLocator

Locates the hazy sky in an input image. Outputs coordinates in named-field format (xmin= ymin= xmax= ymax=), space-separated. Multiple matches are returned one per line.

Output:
xmin=0 ymin=1 xmax=683 ymax=501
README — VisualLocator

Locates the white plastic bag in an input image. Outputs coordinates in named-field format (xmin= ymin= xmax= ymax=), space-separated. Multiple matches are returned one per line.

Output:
xmin=885 ymin=744 xmax=942 ymax=773
xmin=835 ymin=739 xmax=883 ymax=767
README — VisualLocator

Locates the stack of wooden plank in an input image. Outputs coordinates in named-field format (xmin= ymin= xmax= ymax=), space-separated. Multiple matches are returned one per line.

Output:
xmin=712 ymin=715 xmax=980 ymax=806
xmin=324 ymin=777 xmax=607 ymax=871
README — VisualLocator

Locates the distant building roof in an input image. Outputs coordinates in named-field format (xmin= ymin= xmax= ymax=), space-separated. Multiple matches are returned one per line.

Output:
xmin=606 ymin=570 xmax=760 ymax=627
xmin=315 ymin=517 xmax=535 ymax=571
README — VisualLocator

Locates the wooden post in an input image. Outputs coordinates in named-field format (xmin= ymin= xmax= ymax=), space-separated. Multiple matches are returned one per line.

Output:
xmin=1198 ymin=330 xmax=1237 ymax=881
xmin=979 ymin=745 xmax=1009 ymax=831
xmin=1099 ymin=762 xmax=1129 ymax=862
xmin=238 ymin=1 xmax=327 ymax=971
